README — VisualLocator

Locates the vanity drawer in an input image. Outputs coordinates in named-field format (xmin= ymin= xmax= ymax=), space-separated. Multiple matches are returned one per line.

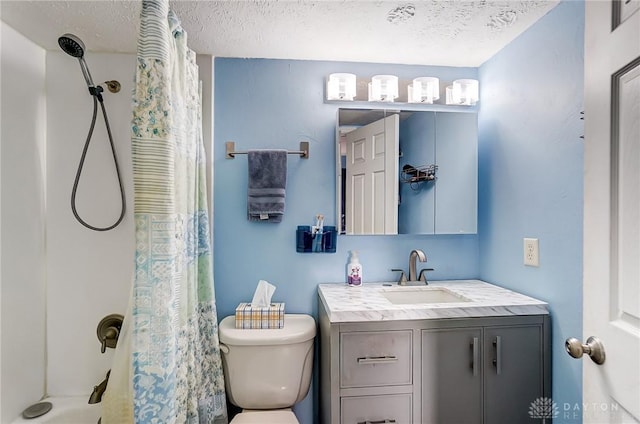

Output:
xmin=341 ymin=393 xmax=412 ymax=424
xmin=340 ymin=330 xmax=412 ymax=388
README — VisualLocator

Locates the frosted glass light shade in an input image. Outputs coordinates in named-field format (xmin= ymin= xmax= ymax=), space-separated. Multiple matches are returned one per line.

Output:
xmin=327 ymin=73 xmax=357 ymax=101
xmin=446 ymin=85 xmax=455 ymax=105
xmin=368 ymin=75 xmax=398 ymax=102
xmin=452 ymin=79 xmax=479 ymax=105
xmin=409 ymin=77 xmax=440 ymax=103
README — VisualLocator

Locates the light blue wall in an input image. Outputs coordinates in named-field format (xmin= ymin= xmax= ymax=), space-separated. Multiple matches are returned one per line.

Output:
xmin=214 ymin=59 xmax=480 ymax=423
xmin=478 ymin=0 xmax=584 ymax=420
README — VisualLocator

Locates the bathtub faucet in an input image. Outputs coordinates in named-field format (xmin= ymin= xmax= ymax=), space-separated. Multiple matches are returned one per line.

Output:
xmin=88 ymin=370 xmax=110 ymax=404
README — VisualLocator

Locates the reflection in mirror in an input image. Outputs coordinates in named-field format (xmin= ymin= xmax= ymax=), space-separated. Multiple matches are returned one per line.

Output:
xmin=337 ymin=108 xmax=477 ymax=235
xmin=339 ymin=110 xmax=399 ymax=235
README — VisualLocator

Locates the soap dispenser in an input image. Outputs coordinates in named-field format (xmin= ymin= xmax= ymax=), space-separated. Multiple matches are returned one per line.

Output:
xmin=347 ymin=250 xmax=362 ymax=286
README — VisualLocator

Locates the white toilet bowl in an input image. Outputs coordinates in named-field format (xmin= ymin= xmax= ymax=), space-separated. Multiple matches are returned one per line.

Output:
xmin=218 ymin=314 xmax=316 ymax=424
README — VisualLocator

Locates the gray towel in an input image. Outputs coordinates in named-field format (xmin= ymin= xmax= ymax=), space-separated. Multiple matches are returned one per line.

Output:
xmin=247 ymin=149 xmax=287 ymax=222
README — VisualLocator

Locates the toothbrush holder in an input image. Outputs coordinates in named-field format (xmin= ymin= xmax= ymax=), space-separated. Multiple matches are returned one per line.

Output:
xmin=296 ymin=225 xmax=337 ymax=253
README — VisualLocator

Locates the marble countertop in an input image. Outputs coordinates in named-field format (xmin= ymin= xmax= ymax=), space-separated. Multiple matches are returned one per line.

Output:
xmin=318 ymin=280 xmax=548 ymax=323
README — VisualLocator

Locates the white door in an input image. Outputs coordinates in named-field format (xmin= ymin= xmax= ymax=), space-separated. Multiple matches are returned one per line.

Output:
xmin=580 ymin=0 xmax=640 ymax=422
xmin=345 ymin=114 xmax=399 ymax=235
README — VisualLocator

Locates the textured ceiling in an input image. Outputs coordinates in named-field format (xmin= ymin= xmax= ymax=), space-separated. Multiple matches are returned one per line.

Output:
xmin=1 ymin=1 xmax=559 ymax=67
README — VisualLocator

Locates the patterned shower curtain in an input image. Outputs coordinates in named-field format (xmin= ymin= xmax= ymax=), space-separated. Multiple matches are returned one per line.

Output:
xmin=101 ymin=1 xmax=227 ymax=422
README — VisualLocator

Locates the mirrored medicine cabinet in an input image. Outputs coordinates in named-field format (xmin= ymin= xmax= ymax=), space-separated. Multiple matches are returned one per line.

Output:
xmin=336 ymin=107 xmax=477 ymax=235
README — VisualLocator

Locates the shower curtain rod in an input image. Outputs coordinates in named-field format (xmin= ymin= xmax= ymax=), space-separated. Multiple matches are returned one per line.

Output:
xmin=225 ymin=141 xmax=309 ymax=159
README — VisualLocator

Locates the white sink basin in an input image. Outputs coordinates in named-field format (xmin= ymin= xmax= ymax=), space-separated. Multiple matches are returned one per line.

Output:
xmin=382 ymin=287 xmax=472 ymax=305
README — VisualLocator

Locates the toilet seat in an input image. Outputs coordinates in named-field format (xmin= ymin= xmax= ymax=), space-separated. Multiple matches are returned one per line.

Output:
xmin=230 ymin=410 xmax=299 ymax=424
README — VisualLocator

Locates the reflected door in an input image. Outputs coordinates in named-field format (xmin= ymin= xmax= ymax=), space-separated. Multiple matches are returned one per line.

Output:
xmin=345 ymin=114 xmax=399 ymax=234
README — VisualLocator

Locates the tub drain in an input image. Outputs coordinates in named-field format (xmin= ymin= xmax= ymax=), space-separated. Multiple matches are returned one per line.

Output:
xmin=21 ymin=401 xmax=53 ymax=419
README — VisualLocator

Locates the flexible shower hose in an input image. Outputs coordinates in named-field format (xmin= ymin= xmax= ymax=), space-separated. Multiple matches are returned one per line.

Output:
xmin=71 ymin=88 xmax=126 ymax=231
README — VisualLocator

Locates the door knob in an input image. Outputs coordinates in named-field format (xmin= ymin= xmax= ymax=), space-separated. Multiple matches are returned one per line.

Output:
xmin=565 ymin=336 xmax=606 ymax=365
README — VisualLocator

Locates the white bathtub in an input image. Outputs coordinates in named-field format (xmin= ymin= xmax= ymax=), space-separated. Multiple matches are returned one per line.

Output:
xmin=12 ymin=397 xmax=101 ymax=424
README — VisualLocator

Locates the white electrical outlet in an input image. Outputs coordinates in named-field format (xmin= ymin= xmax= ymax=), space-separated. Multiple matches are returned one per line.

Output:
xmin=524 ymin=238 xmax=539 ymax=267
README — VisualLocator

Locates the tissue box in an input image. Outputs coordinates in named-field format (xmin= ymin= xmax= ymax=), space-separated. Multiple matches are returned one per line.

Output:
xmin=235 ymin=302 xmax=285 ymax=329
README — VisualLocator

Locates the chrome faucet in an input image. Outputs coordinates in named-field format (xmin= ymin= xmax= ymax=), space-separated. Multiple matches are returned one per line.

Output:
xmin=408 ymin=249 xmax=427 ymax=282
xmin=88 ymin=370 xmax=110 ymax=404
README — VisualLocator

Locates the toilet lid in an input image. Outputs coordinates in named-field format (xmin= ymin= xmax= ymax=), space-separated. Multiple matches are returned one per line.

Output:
xmin=219 ymin=314 xmax=316 ymax=346
xmin=230 ymin=410 xmax=299 ymax=424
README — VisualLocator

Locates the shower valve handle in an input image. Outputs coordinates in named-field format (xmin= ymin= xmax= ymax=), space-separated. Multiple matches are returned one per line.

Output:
xmin=97 ymin=314 xmax=123 ymax=353
xmin=101 ymin=327 xmax=119 ymax=353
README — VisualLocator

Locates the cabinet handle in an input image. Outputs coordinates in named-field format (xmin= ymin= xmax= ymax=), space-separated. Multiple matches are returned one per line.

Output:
xmin=358 ymin=420 xmax=397 ymax=424
xmin=471 ymin=337 xmax=479 ymax=377
xmin=492 ymin=336 xmax=502 ymax=375
xmin=356 ymin=355 xmax=398 ymax=364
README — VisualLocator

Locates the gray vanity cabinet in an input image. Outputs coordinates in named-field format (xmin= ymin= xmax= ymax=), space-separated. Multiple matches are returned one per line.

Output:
xmin=421 ymin=322 xmax=547 ymax=424
xmin=483 ymin=325 xmax=546 ymax=424
xmin=421 ymin=327 xmax=483 ymax=424
xmin=319 ymin=305 xmax=420 ymax=424
xmin=319 ymin=301 xmax=550 ymax=424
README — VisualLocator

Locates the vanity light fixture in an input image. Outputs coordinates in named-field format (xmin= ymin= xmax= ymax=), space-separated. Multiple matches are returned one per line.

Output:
xmin=368 ymin=74 xmax=399 ymax=102
xmin=408 ymin=77 xmax=440 ymax=104
xmin=451 ymin=79 xmax=479 ymax=106
xmin=326 ymin=73 xmax=357 ymax=101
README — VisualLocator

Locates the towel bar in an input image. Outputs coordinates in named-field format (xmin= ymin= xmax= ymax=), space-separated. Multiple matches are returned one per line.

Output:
xmin=226 ymin=141 xmax=309 ymax=159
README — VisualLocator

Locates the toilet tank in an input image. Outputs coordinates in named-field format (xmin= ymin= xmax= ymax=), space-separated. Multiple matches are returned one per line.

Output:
xmin=218 ymin=314 xmax=316 ymax=410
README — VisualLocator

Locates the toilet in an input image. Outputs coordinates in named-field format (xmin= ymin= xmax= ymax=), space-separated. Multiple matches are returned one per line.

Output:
xmin=218 ymin=314 xmax=316 ymax=424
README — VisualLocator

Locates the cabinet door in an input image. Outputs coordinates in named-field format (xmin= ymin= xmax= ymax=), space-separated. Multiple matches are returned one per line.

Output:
xmin=434 ymin=112 xmax=477 ymax=234
xmin=422 ymin=328 xmax=482 ymax=424
xmin=484 ymin=325 xmax=544 ymax=424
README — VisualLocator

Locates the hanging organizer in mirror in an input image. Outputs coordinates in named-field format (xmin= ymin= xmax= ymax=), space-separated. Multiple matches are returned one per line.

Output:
xmin=401 ymin=164 xmax=438 ymax=183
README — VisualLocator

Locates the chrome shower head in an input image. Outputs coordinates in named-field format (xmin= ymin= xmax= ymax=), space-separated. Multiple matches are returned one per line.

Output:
xmin=58 ymin=33 xmax=95 ymax=90
xmin=58 ymin=33 xmax=85 ymax=58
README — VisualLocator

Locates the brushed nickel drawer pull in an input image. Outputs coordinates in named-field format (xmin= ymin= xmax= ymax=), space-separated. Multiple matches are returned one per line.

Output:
xmin=356 ymin=355 xmax=398 ymax=364
xmin=492 ymin=336 xmax=502 ymax=375
xmin=471 ymin=337 xmax=479 ymax=376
